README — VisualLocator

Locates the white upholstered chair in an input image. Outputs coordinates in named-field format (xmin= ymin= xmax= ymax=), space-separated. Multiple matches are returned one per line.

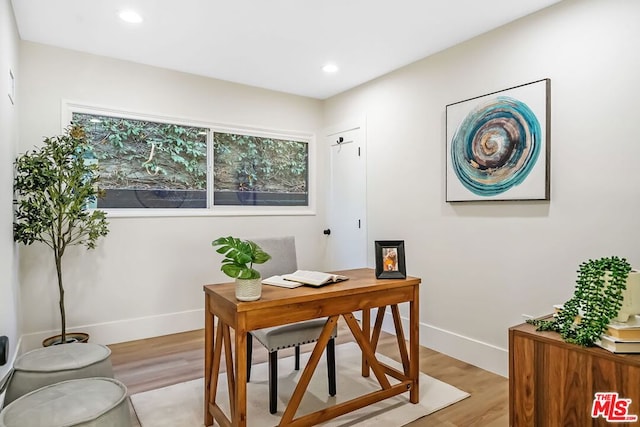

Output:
xmin=248 ymin=236 xmax=337 ymax=414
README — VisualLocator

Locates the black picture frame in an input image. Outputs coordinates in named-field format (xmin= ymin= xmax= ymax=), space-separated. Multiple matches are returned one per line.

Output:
xmin=375 ymin=240 xmax=406 ymax=279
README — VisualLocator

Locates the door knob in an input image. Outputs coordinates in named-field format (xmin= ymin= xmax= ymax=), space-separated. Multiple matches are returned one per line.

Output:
xmin=323 ymin=229 xmax=331 ymax=235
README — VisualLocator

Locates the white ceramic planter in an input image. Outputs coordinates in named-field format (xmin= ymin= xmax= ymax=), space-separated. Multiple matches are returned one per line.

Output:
xmin=235 ymin=277 xmax=262 ymax=301
xmin=614 ymin=269 xmax=640 ymax=322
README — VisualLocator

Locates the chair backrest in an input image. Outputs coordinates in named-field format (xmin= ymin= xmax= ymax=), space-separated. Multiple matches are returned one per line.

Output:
xmin=249 ymin=236 xmax=298 ymax=278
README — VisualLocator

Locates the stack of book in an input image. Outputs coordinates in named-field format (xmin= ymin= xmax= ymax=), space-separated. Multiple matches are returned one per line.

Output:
xmin=596 ymin=315 xmax=640 ymax=353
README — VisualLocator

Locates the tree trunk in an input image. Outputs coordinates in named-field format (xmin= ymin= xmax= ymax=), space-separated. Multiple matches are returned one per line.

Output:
xmin=54 ymin=252 xmax=65 ymax=344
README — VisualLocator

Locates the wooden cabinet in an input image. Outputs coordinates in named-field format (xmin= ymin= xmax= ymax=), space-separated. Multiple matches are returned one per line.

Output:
xmin=509 ymin=322 xmax=640 ymax=426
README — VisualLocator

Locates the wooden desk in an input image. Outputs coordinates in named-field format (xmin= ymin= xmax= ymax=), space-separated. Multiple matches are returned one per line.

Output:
xmin=203 ymin=268 xmax=421 ymax=427
xmin=510 ymin=321 xmax=640 ymax=426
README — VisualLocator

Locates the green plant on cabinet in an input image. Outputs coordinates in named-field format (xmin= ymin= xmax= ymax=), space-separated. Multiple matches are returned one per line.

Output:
xmin=528 ymin=256 xmax=632 ymax=347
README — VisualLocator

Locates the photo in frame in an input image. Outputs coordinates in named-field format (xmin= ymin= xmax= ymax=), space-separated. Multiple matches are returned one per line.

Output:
xmin=445 ymin=78 xmax=550 ymax=202
xmin=375 ymin=240 xmax=406 ymax=279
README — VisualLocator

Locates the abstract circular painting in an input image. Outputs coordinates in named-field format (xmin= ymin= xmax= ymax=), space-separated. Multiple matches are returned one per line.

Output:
xmin=446 ymin=79 xmax=549 ymax=201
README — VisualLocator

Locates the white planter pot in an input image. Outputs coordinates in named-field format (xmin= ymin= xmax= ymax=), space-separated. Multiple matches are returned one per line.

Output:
xmin=615 ymin=269 xmax=640 ymax=322
xmin=235 ymin=277 xmax=262 ymax=301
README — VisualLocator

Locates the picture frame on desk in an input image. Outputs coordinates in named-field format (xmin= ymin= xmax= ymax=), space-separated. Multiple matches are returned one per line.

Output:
xmin=375 ymin=240 xmax=406 ymax=279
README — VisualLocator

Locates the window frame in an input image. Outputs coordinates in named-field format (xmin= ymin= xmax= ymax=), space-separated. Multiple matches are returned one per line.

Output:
xmin=63 ymin=100 xmax=316 ymax=217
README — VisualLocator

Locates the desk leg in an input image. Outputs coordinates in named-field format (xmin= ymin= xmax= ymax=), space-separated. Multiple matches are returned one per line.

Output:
xmin=234 ymin=324 xmax=248 ymax=427
xmin=344 ymin=314 xmax=391 ymax=389
xmin=391 ymin=305 xmax=410 ymax=374
xmin=361 ymin=308 xmax=370 ymax=377
xmin=204 ymin=297 xmax=214 ymax=427
xmin=372 ymin=306 xmax=386 ymax=351
xmin=222 ymin=324 xmax=235 ymax=418
xmin=280 ymin=316 xmax=339 ymax=426
xmin=410 ymin=285 xmax=420 ymax=403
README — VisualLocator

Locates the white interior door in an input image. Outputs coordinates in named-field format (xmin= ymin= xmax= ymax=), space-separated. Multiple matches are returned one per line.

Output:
xmin=325 ymin=126 xmax=367 ymax=270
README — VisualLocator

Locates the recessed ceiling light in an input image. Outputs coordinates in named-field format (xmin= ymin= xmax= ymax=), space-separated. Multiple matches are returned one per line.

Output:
xmin=119 ymin=9 xmax=143 ymax=24
xmin=322 ymin=63 xmax=339 ymax=73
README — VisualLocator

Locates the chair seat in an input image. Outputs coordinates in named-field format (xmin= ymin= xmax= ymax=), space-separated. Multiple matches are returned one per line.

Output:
xmin=251 ymin=318 xmax=337 ymax=352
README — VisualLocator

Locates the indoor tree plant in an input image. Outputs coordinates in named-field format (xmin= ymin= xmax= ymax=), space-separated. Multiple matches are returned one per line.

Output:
xmin=13 ymin=124 xmax=110 ymax=345
xmin=212 ymin=236 xmax=271 ymax=301
xmin=529 ymin=256 xmax=633 ymax=347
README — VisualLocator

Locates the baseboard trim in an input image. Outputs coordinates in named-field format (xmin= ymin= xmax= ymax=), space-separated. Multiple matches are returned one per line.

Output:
xmin=19 ymin=308 xmax=508 ymax=377
xmin=375 ymin=308 xmax=508 ymax=378
xmin=20 ymin=309 xmax=204 ymax=351
xmin=420 ymin=322 xmax=508 ymax=377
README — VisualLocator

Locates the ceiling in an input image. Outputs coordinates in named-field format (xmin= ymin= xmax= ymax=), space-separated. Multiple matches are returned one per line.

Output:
xmin=10 ymin=0 xmax=563 ymax=100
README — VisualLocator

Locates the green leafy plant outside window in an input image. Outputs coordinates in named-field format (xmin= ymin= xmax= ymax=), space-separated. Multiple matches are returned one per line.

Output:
xmin=73 ymin=113 xmax=208 ymax=191
xmin=71 ymin=109 xmax=311 ymax=208
xmin=213 ymin=132 xmax=308 ymax=195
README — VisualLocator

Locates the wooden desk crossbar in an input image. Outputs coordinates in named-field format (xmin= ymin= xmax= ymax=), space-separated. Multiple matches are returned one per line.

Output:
xmin=203 ymin=268 xmax=421 ymax=427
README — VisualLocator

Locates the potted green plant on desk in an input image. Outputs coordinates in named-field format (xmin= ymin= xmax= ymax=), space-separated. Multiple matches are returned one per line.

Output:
xmin=212 ymin=236 xmax=271 ymax=301
xmin=13 ymin=124 xmax=109 ymax=345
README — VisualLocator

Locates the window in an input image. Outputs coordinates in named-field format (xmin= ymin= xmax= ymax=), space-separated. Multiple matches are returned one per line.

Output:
xmin=213 ymin=131 xmax=308 ymax=206
xmin=73 ymin=112 xmax=208 ymax=209
xmin=69 ymin=106 xmax=312 ymax=214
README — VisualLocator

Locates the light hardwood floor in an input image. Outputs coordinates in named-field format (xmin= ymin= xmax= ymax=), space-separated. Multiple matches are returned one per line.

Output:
xmin=108 ymin=321 xmax=509 ymax=426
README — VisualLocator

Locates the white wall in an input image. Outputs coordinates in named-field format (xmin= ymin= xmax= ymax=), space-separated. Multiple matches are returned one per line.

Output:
xmin=17 ymin=42 xmax=326 ymax=349
xmin=0 ymin=0 xmax=20 ymax=391
xmin=14 ymin=0 xmax=640 ymax=377
xmin=324 ymin=0 xmax=640 ymax=376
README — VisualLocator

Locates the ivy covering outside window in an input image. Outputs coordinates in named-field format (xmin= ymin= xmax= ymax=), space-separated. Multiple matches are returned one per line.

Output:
xmin=213 ymin=132 xmax=308 ymax=206
xmin=71 ymin=109 xmax=310 ymax=210
xmin=73 ymin=112 xmax=208 ymax=208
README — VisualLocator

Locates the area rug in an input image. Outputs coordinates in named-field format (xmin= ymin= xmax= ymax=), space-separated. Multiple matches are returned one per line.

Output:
xmin=130 ymin=342 xmax=469 ymax=426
